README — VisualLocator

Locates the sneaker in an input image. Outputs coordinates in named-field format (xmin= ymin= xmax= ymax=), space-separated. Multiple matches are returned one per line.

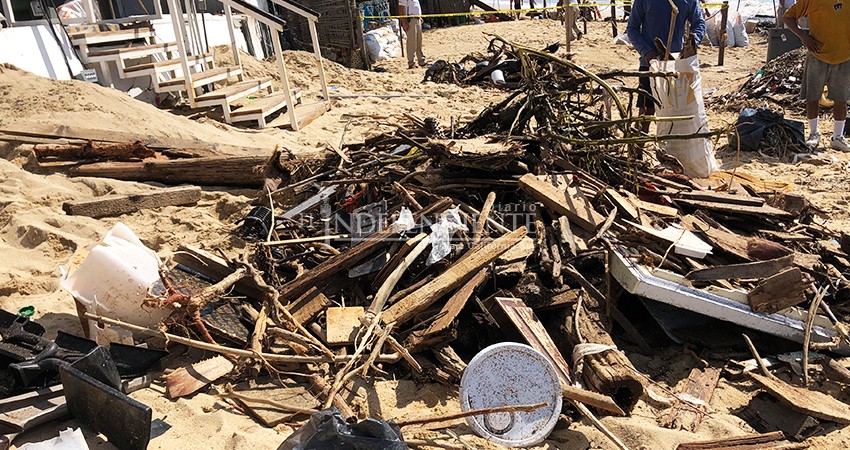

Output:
xmin=806 ymin=132 xmax=820 ymax=149
xmin=418 ymin=59 xmax=427 ymax=67
xmin=408 ymin=62 xmax=415 ymax=69
xmin=831 ymin=135 xmax=850 ymax=152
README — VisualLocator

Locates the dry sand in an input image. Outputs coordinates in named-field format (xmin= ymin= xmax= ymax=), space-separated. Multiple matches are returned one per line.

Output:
xmin=2 ymin=18 xmax=850 ymax=450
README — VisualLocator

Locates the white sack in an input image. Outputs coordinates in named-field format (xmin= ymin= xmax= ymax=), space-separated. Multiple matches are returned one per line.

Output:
xmin=650 ymin=55 xmax=718 ymax=178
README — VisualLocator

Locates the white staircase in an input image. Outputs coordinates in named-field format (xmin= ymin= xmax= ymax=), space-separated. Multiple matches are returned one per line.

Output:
xmin=68 ymin=0 xmax=330 ymax=130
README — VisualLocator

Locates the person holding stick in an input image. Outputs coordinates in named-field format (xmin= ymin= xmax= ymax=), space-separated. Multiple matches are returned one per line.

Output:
xmin=784 ymin=0 xmax=850 ymax=151
xmin=399 ymin=0 xmax=427 ymax=69
xmin=626 ymin=0 xmax=705 ymax=132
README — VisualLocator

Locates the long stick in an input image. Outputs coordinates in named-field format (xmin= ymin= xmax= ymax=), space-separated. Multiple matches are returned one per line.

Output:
xmin=84 ymin=312 xmax=401 ymax=364
xmin=395 ymin=402 xmax=547 ymax=427
xmin=663 ymin=0 xmax=679 ymax=65
xmin=260 ymin=235 xmax=350 ymax=246
xmin=803 ymin=287 xmax=828 ymax=386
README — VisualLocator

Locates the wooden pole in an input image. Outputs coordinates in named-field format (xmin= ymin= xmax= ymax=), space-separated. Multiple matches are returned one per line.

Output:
xmin=718 ymin=1 xmax=729 ymax=66
xmin=565 ymin=0 xmax=572 ymax=54
xmin=610 ymin=0 xmax=617 ymax=37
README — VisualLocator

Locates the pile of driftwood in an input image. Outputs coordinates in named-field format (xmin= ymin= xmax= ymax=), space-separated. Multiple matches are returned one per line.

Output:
xmin=712 ymin=47 xmax=807 ymax=113
xmin=9 ymin=39 xmax=850 ymax=449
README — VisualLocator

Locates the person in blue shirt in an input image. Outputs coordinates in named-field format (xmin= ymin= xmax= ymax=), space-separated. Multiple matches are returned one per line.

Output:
xmin=626 ymin=0 xmax=706 ymax=132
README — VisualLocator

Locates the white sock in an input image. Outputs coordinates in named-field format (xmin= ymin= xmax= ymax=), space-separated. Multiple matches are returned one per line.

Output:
xmin=834 ymin=120 xmax=846 ymax=139
xmin=809 ymin=118 xmax=819 ymax=135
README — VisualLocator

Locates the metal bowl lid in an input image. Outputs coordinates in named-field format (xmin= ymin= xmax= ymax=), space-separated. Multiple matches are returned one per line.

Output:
xmin=460 ymin=342 xmax=562 ymax=447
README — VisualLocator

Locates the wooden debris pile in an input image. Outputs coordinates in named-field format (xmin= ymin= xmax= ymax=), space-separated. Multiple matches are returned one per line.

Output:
xmin=40 ymin=40 xmax=850 ymax=448
xmin=711 ymin=47 xmax=807 ymax=113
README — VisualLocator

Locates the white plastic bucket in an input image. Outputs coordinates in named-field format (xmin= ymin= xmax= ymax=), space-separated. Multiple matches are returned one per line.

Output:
xmin=60 ymin=222 xmax=169 ymax=341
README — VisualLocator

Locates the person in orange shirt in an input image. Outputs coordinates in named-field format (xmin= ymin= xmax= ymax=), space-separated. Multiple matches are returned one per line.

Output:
xmin=784 ymin=0 xmax=850 ymax=151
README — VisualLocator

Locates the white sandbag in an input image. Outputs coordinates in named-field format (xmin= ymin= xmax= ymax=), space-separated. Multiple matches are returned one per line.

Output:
xmin=715 ymin=14 xmax=734 ymax=47
xmin=706 ymin=15 xmax=719 ymax=46
xmin=732 ymin=12 xmax=749 ymax=47
xmin=650 ymin=55 xmax=718 ymax=178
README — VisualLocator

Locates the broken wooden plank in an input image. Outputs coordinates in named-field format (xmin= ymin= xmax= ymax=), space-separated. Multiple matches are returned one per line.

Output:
xmin=518 ymin=174 xmax=604 ymax=232
xmin=165 ymin=355 xmax=234 ymax=398
xmin=69 ymin=155 xmax=268 ymax=187
xmin=225 ymin=381 xmax=320 ymax=427
xmin=675 ymin=198 xmax=794 ymax=219
xmin=287 ymin=287 xmax=332 ymax=326
xmin=382 ymin=226 xmax=527 ymax=325
xmin=62 ymin=186 xmax=202 ymax=218
xmin=33 ymin=140 xmax=155 ymax=161
xmin=628 ymin=193 xmax=679 ymax=217
xmin=493 ymin=297 xmax=625 ymax=416
xmin=659 ymin=367 xmax=721 ymax=431
xmin=747 ymin=372 xmax=850 ymax=424
xmin=326 ymin=307 xmax=365 ymax=345
xmin=681 ymin=215 xmax=750 ymax=260
xmin=404 ymin=269 xmax=488 ymax=352
xmin=748 ymin=268 xmax=807 ymax=314
xmin=605 ymin=189 xmax=639 ymax=221
xmin=278 ymin=198 xmax=451 ymax=302
xmin=0 ymin=122 xmax=254 ymax=154
xmin=655 ymin=189 xmax=765 ymax=207
xmin=739 ymin=392 xmax=823 ymax=442
xmin=676 ymin=431 xmax=805 ymax=450
xmin=494 ymin=297 xmax=572 ymax=384
xmin=686 ymin=255 xmax=794 ymax=282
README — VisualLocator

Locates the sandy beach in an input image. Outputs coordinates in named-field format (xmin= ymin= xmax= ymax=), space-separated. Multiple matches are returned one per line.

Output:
xmin=2 ymin=16 xmax=850 ymax=450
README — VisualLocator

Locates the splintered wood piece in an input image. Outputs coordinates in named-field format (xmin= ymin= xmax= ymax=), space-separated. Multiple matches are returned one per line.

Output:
xmin=518 ymin=174 xmax=604 ymax=232
xmin=493 ymin=297 xmax=625 ymax=416
xmin=675 ymin=431 xmax=803 ymax=450
xmin=287 ymin=287 xmax=332 ymax=326
xmin=382 ymin=226 xmax=527 ymax=325
xmin=404 ymin=269 xmax=488 ymax=352
xmin=166 ymin=355 xmax=235 ymax=398
xmin=69 ymin=155 xmax=269 ymax=187
xmin=278 ymin=198 xmax=452 ymax=302
xmin=686 ymin=255 xmax=794 ymax=281
xmin=326 ymin=307 xmax=365 ymax=345
xmin=497 ymin=235 xmax=535 ymax=264
xmin=62 ymin=186 xmax=202 ymax=218
xmin=747 ymin=372 xmax=850 ymax=424
xmin=675 ymin=198 xmax=794 ymax=219
xmin=748 ymin=268 xmax=807 ymax=314
xmin=659 ymin=367 xmax=721 ymax=431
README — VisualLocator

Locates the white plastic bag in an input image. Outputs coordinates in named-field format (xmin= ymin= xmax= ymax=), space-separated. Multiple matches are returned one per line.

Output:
xmin=393 ymin=207 xmax=415 ymax=233
xmin=19 ymin=428 xmax=89 ymax=450
xmin=426 ymin=207 xmax=468 ymax=265
xmin=650 ymin=55 xmax=719 ymax=178
xmin=732 ymin=13 xmax=749 ymax=47
xmin=706 ymin=15 xmax=719 ymax=46
xmin=714 ymin=14 xmax=734 ymax=47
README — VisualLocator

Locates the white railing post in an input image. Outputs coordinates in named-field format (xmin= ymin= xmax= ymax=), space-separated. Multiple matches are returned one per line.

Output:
xmin=308 ymin=19 xmax=329 ymax=102
xmin=224 ymin=3 xmax=244 ymax=81
xmin=272 ymin=31 xmax=299 ymax=130
xmin=168 ymin=0 xmax=196 ymax=104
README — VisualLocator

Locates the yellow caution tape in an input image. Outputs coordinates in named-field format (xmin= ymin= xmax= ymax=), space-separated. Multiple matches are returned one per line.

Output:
xmin=363 ymin=3 xmax=728 ymax=20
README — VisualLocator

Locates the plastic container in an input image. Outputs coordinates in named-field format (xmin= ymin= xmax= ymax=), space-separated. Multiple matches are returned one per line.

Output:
xmin=491 ymin=69 xmax=506 ymax=85
xmin=460 ymin=343 xmax=562 ymax=447
xmin=60 ymin=222 xmax=169 ymax=341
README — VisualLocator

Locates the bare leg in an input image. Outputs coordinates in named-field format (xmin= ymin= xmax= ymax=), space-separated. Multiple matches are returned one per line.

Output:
xmin=834 ymin=102 xmax=847 ymax=121
xmin=807 ymin=100 xmax=820 ymax=120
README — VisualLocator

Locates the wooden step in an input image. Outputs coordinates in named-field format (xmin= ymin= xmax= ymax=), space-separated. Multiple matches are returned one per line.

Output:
xmin=267 ymin=101 xmax=330 ymax=131
xmin=86 ymin=43 xmax=179 ymax=63
xmin=194 ymin=77 xmax=273 ymax=109
xmin=156 ymin=66 xmax=244 ymax=93
xmin=229 ymin=91 xmax=304 ymax=128
xmin=124 ymin=53 xmax=213 ymax=76
xmin=70 ymin=27 xmax=155 ymax=46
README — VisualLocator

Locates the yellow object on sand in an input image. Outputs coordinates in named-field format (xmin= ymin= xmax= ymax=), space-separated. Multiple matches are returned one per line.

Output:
xmin=709 ymin=171 xmax=795 ymax=193
xmin=820 ymin=87 xmax=835 ymax=108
